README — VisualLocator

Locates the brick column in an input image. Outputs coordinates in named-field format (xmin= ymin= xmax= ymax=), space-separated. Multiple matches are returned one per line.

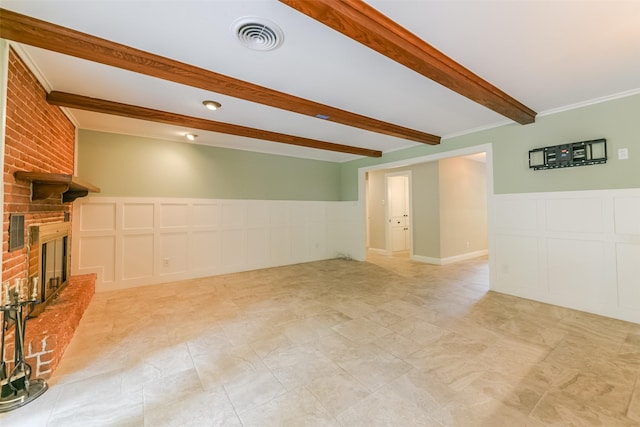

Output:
xmin=2 ymin=47 xmax=92 ymax=379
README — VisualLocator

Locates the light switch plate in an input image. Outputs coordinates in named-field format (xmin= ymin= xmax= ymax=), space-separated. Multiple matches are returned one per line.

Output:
xmin=618 ymin=148 xmax=629 ymax=160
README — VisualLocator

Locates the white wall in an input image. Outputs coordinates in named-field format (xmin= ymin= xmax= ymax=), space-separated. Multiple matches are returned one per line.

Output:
xmin=71 ymin=197 xmax=361 ymax=291
xmin=492 ymin=188 xmax=640 ymax=324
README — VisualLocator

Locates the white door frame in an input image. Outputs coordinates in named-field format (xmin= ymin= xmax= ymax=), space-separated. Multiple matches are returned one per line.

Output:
xmin=358 ymin=143 xmax=495 ymax=285
xmin=385 ymin=171 xmax=412 ymax=255
xmin=365 ymin=173 xmax=370 ymax=249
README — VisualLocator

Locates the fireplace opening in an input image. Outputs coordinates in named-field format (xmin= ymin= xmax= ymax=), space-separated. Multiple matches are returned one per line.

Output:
xmin=28 ymin=222 xmax=70 ymax=315
xmin=42 ymin=234 xmax=68 ymax=302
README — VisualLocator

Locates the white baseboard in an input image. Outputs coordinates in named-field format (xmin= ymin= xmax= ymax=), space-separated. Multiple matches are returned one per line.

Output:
xmin=411 ymin=255 xmax=441 ymax=265
xmin=412 ymin=249 xmax=488 ymax=265
xmin=367 ymin=247 xmax=388 ymax=255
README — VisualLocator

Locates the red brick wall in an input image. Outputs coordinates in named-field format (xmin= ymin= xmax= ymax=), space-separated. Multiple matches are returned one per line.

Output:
xmin=3 ymin=47 xmax=75 ymax=280
xmin=2 ymin=274 xmax=95 ymax=378
xmin=2 ymin=48 xmax=94 ymax=379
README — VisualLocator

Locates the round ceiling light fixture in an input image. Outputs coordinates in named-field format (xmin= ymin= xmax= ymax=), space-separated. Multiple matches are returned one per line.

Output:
xmin=185 ymin=133 xmax=198 ymax=141
xmin=232 ymin=17 xmax=284 ymax=51
xmin=202 ymin=100 xmax=222 ymax=111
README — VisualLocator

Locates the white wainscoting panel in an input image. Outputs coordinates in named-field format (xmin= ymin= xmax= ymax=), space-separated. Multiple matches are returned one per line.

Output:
xmin=79 ymin=202 xmax=116 ymax=232
xmin=72 ymin=197 xmax=359 ymax=291
xmin=248 ymin=201 xmax=269 ymax=227
xmin=193 ymin=203 xmax=219 ymax=227
xmin=494 ymin=235 xmax=540 ymax=294
xmin=123 ymin=203 xmax=154 ymax=230
xmin=269 ymin=225 xmax=291 ymax=266
xmin=247 ymin=228 xmax=269 ymax=268
xmin=545 ymin=197 xmax=605 ymax=233
xmin=160 ymin=203 xmax=189 ymax=229
xmin=122 ymin=234 xmax=154 ymax=281
xmin=494 ymin=198 xmax=538 ymax=234
xmin=547 ymin=238 xmax=606 ymax=309
xmin=222 ymin=202 xmax=247 ymax=229
xmin=614 ymin=196 xmax=640 ymax=235
xmin=617 ymin=243 xmax=640 ymax=311
xmin=491 ymin=188 xmax=640 ymax=324
xmin=77 ymin=235 xmax=115 ymax=283
xmin=327 ymin=201 xmax=364 ymax=261
xmin=190 ymin=230 xmax=220 ymax=272
xmin=221 ymin=229 xmax=248 ymax=268
xmin=160 ymin=232 xmax=189 ymax=276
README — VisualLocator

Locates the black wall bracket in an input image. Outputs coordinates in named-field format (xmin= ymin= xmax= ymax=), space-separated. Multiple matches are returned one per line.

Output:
xmin=529 ymin=138 xmax=607 ymax=170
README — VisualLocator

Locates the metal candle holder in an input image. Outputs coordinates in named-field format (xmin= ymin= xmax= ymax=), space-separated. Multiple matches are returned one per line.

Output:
xmin=0 ymin=278 xmax=48 ymax=412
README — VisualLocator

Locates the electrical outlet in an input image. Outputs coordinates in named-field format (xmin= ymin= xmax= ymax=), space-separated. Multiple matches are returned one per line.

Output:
xmin=162 ymin=258 xmax=169 ymax=266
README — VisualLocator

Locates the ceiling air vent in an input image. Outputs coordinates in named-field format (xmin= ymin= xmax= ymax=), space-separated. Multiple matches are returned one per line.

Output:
xmin=232 ymin=17 xmax=284 ymax=51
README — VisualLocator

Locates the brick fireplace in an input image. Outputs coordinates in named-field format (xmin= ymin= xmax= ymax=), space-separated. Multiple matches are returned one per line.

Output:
xmin=1 ymin=46 xmax=96 ymax=379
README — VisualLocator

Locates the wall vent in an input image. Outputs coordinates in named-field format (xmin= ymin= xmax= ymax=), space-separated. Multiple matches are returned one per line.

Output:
xmin=9 ymin=213 xmax=25 ymax=252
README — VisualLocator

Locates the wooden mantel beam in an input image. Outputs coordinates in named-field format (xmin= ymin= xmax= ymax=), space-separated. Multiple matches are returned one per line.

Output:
xmin=279 ymin=0 xmax=537 ymax=125
xmin=0 ymin=8 xmax=440 ymax=146
xmin=46 ymin=91 xmax=383 ymax=157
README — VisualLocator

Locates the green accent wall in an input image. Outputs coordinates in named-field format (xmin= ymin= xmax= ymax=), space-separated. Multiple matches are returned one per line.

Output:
xmin=340 ymin=93 xmax=640 ymax=200
xmin=438 ymin=157 xmax=487 ymax=258
xmin=410 ymin=162 xmax=441 ymax=258
xmin=77 ymin=130 xmax=341 ymax=200
xmin=78 ymin=93 xmax=640 ymax=202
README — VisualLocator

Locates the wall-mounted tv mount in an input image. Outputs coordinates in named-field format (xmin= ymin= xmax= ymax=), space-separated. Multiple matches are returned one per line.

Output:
xmin=529 ymin=138 xmax=607 ymax=170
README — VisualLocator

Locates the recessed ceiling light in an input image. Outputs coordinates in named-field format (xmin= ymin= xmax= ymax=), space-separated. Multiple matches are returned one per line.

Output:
xmin=232 ymin=17 xmax=284 ymax=51
xmin=185 ymin=133 xmax=198 ymax=141
xmin=203 ymin=100 xmax=222 ymax=111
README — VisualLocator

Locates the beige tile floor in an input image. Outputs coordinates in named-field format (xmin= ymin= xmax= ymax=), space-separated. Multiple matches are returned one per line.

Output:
xmin=2 ymin=253 xmax=640 ymax=426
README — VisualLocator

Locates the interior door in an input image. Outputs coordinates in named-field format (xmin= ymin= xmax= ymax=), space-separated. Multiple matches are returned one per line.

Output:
xmin=387 ymin=174 xmax=410 ymax=252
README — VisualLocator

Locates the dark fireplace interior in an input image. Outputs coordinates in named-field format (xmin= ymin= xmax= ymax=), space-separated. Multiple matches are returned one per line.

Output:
xmin=28 ymin=222 xmax=70 ymax=315
xmin=41 ymin=234 xmax=68 ymax=302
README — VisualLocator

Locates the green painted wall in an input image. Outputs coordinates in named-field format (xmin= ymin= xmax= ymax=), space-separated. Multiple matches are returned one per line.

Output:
xmin=77 ymin=130 xmax=341 ymax=200
xmin=78 ymin=93 xmax=639 ymax=202
xmin=438 ymin=157 xmax=487 ymax=258
xmin=408 ymin=162 xmax=441 ymax=258
xmin=340 ymin=93 xmax=640 ymax=199
xmin=366 ymin=170 xmax=387 ymax=250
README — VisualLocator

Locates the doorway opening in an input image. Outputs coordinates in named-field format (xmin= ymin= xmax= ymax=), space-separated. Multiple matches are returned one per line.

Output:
xmin=360 ymin=144 xmax=492 ymax=272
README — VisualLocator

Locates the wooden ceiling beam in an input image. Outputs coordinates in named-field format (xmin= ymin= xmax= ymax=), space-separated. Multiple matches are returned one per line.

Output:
xmin=0 ymin=8 xmax=440 ymax=145
xmin=279 ymin=0 xmax=537 ymax=125
xmin=46 ymin=91 xmax=382 ymax=157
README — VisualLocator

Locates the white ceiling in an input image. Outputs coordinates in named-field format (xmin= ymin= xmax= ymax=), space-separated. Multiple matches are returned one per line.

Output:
xmin=3 ymin=0 xmax=640 ymax=162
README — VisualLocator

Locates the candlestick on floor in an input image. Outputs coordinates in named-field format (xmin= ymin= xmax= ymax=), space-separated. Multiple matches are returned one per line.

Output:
xmin=0 ymin=290 xmax=48 ymax=412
